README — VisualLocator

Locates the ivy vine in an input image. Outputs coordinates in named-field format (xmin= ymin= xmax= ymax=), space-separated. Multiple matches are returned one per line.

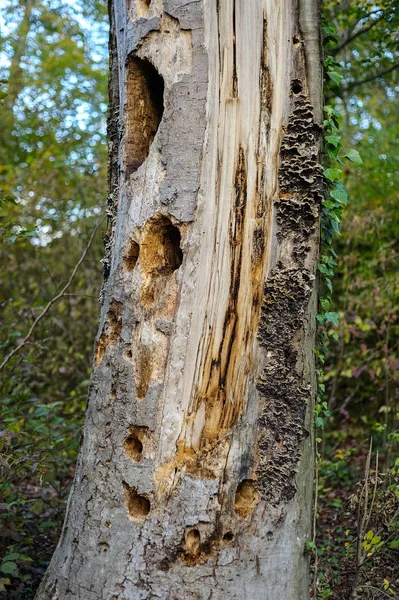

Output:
xmin=315 ymin=21 xmax=363 ymax=431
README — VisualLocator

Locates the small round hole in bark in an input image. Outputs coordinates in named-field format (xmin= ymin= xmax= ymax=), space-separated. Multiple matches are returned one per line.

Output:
xmin=292 ymin=80 xmax=302 ymax=94
xmin=98 ymin=541 xmax=109 ymax=552
xmin=125 ymin=56 xmax=164 ymax=175
xmin=122 ymin=482 xmax=150 ymax=520
xmin=123 ymin=239 xmax=140 ymax=272
xmin=234 ymin=480 xmax=259 ymax=518
xmin=124 ymin=432 xmax=143 ymax=461
xmin=223 ymin=531 xmax=234 ymax=542
xmin=185 ymin=528 xmax=201 ymax=557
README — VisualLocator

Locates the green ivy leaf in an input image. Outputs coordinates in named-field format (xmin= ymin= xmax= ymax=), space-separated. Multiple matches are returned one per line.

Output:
xmin=344 ymin=149 xmax=363 ymax=165
xmin=324 ymin=168 xmax=343 ymax=182
xmin=330 ymin=185 xmax=348 ymax=205
xmin=325 ymin=312 xmax=339 ymax=327
xmin=326 ymin=134 xmax=341 ymax=147
xmin=328 ymin=71 xmax=343 ymax=85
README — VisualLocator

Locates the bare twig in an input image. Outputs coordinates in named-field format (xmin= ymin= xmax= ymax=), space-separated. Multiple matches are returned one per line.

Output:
xmin=357 ymin=585 xmax=393 ymax=599
xmin=364 ymin=452 xmax=378 ymax=537
xmin=343 ymin=63 xmax=399 ymax=92
xmin=63 ymin=293 xmax=98 ymax=299
xmin=332 ymin=12 xmax=385 ymax=55
xmin=0 ymin=217 xmax=104 ymax=372
xmin=352 ymin=439 xmax=373 ymax=599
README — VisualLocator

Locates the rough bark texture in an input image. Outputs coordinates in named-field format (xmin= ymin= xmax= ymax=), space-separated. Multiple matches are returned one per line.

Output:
xmin=37 ymin=1 xmax=323 ymax=598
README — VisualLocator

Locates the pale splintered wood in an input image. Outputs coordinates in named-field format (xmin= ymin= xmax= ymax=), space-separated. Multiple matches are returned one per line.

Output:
xmin=37 ymin=1 xmax=322 ymax=599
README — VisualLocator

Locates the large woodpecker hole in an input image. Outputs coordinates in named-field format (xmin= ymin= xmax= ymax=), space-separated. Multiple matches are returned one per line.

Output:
xmin=122 ymin=482 xmax=150 ymax=521
xmin=125 ymin=56 xmax=164 ymax=175
xmin=234 ymin=480 xmax=259 ymax=518
xmin=141 ymin=215 xmax=182 ymax=277
xmin=140 ymin=215 xmax=183 ymax=305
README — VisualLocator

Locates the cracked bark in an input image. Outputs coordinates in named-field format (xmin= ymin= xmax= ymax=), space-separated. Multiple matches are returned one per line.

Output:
xmin=36 ymin=0 xmax=323 ymax=598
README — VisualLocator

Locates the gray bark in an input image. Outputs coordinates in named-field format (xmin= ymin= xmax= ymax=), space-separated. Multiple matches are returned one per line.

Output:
xmin=37 ymin=0 xmax=323 ymax=598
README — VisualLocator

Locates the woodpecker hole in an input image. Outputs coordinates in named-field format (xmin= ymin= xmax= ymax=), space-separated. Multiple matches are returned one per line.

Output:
xmin=141 ymin=215 xmax=182 ymax=276
xmin=124 ymin=429 xmax=144 ymax=461
xmin=122 ymin=482 xmax=150 ymax=521
xmin=234 ymin=479 xmax=259 ymax=518
xmin=135 ymin=0 xmax=151 ymax=16
xmin=125 ymin=56 xmax=164 ymax=175
xmin=140 ymin=215 xmax=183 ymax=305
xmin=292 ymin=79 xmax=302 ymax=95
xmin=185 ymin=528 xmax=201 ymax=557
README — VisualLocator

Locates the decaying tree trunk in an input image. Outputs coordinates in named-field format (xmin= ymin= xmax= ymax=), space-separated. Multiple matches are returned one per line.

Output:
xmin=37 ymin=0 xmax=323 ymax=598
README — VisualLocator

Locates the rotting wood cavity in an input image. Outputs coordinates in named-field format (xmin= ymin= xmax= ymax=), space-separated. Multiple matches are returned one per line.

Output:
xmin=180 ymin=523 xmax=234 ymax=567
xmin=95 ymin=300 xmax=123 ymax=365
xmin=185 ymin=528 xmax=200 ymax=558
xmin=140 ymin=214 xmax=183 ymax=306
xmin=124 ymin=425 xmax=150 ymax=461
xmin=123 ymin=238 xmax=139 ymax=272
xmin=141 ymin=215 xmax=182 ymax=276
xmin=234 ymin=480 xmax=259 ymax=518
xmin=125 ymin=56 xmax=164 ymax=175
xmin=134 ymin=0 xmax=151 ymax=17
xmin=124 ymin=431 xmax=143 ymax=461
xmin=135 ymin=345 xmax=153 ymax=399
xmin=122 ymin=481 xmax=150 ymax=521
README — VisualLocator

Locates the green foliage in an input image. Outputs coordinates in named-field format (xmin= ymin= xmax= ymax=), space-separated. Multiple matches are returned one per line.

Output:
xmin=313 ymin=2 xmax=399 ymax=599
xmin=0 ymin=1 xmax=108 ymax=596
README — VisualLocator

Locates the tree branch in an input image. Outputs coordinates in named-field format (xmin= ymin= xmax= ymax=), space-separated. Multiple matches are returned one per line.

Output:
xmin=343 ymin=62 xmax=399 ymax=93
xmin=332 ymin=12 xmax=385 ymax=55
xmin=0 ymin=217 xmax=104 ymax=372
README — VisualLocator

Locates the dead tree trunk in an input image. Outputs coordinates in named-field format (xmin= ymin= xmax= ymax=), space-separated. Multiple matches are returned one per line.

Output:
xmin=37 ymin=0 xmax=323 ymax=598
